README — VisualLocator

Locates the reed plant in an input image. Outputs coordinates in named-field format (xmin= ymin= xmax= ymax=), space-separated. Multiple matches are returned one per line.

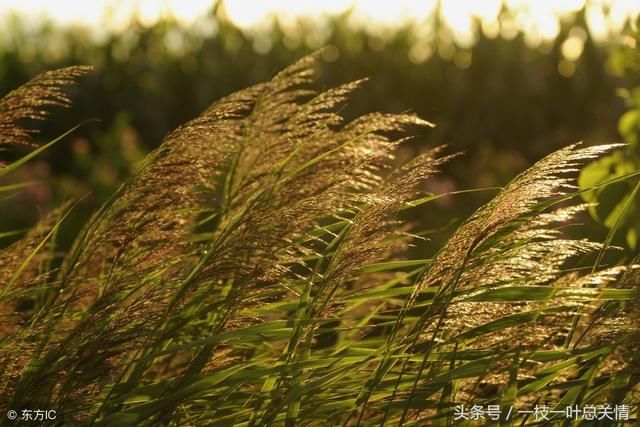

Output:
xmin=0 ymin=53 xmax=638 ymax=425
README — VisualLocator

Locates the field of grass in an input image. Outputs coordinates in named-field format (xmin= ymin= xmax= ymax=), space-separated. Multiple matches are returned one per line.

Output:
xmin=0 ymin=53 xmax=638 ymax=425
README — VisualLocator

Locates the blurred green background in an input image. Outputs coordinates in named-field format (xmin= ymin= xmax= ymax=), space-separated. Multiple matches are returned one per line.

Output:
xmin=1 ymin=1 xmax=639 ymax=259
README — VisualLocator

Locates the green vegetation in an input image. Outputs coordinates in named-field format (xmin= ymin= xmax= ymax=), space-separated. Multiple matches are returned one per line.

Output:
xmin=0 ymin=52 xmax=638 ymax=425
xmin=580 ymin=25 xmax=640 ymax=252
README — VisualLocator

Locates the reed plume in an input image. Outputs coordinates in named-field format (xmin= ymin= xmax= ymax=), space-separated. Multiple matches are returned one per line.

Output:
xmin=0 ymin=66 xmax=93 ymax=157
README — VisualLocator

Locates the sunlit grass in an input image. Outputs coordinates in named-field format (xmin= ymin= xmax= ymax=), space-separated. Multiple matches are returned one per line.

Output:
xmin=0 ymin=53 xmax=638 ymax=425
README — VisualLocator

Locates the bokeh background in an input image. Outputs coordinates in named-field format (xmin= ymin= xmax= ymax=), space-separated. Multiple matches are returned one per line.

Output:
xmin=1 ymin=0 xmax=640 ymax=258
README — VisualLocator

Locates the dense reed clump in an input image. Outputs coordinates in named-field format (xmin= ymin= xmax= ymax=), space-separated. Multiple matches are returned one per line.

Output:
xmin=0 ymin=53 xmax=638 ymax=425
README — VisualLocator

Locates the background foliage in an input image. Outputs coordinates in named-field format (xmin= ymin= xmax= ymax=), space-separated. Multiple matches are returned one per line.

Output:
xmin=1 ymin=4 xmax=639 ymax=260
xmin=580 ymin=25 xmax=640 ymax=251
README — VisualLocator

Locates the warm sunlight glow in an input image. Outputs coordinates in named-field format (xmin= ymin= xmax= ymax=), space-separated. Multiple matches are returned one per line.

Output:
xmin=1 ymin=0 xmax=639 ymax=46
